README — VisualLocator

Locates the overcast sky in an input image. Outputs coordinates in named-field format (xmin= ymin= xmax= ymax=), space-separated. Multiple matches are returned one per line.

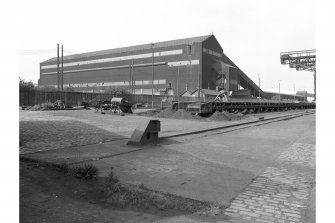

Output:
xmin=18 ymin=0 xmax=315 ymax=93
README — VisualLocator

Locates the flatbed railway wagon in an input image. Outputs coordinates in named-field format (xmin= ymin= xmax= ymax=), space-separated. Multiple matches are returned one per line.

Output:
xmin=185 ymin=99 xmax=315 ymax=115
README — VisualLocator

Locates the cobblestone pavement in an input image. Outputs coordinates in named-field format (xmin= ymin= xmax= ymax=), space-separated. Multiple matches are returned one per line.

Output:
xmin=224 ymin=143 xmax=315 ymax=223
xmin=20 ymin=120 xmax=125 ymax=154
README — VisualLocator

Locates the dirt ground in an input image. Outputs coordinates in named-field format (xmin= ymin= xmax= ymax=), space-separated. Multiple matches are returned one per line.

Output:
xmin=20 ymin=109 xmax=315 ymax=223
xmin=20 ymin=160 xmax=221 ymax=223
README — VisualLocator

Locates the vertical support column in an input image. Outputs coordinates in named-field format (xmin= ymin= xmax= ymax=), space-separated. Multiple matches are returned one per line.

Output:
xmin=226 ymin=67 xmax=230 ymax=92
xmin=129 ymin=61 xmax=132 ymax=93
xmin=177 ymin=66 xmax=179 ymax=109
xmin=198 ymin=71 xmax=201 ymax=98
xmin=222 ymin=71 xmax=224 ymax=91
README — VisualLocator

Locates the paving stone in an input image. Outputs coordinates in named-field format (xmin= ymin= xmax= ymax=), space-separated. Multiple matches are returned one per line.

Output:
xmin=230 ymin=206 xmax=250 ymax=212
xmin=236 ymin=194 xmax=250 ymax=199
xmin=242 ymin=216 xmax=252 ymax=221
xmin=232 ymin=200 xmax=243 ymax=204
xmin=224 ymin=212 xmax=240 ymax=218
xmin=252 ymin=197 xmax=265 ymax=201
xmin=287 ymin=217 xmax=300 ymax=222
xmin=254 ymin=210 xmax=273 ymax=217
xmin=281 ymin=209 xmax=300 ymax=214
xmin=263 ymin=205 xmax=276 ymax=209
xmin=265 ymin=209 xmax=281 ymax=215
xmin=248 ymin=206 xmax=264 ymax=211
xmin=260 ymin=215 xmax=276 ymax=221
xmin=283 ymin=212 xmax=301 ymax=218
xmin=255 ymin=219 xmax=274 ymax=223
xmin=230 ymin=202 xmax=247 ymax=207
xmin=275 ymin=214 xmax=287 ymax=220
xmin=225 ymin=208 xmax=238 ymax=213
xmin=239 ymin=211 xmax=260 ymax=218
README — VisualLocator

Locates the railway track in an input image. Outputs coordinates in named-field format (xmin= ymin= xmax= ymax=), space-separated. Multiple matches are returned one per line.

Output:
xmin=162 ymin=110 xmax=315 ymax=140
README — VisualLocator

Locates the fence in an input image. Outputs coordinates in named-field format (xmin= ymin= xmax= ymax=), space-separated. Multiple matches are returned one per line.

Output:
xmin=19 ymin=89 xmax=205 ymax=108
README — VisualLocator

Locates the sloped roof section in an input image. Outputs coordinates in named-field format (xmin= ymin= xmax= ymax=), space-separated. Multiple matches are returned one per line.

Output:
xmin=44 ymin=35 xmax=212 ymax=63
xmin=192 ymin=89 xmax=219 ymax=96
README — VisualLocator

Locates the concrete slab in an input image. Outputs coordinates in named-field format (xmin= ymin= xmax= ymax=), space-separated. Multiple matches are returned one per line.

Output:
xmin=90 ymin=147 xmax=254 ymax=204
xmin=21 ymin=139 xmax=139 ymax=165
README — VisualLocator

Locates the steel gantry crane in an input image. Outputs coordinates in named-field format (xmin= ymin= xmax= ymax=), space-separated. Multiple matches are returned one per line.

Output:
xmin=280 ymin=49 xmax=316 ymax=101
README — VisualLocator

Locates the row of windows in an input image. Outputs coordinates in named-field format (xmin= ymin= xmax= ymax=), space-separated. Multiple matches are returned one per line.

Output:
xmin=41 ymin=79 xmax=167 ymax=88
xmin=41 ymin=60 xmax=200 ymax=75
xmin=41 ymin=49 xmax=183 ymax=70
xmin=203 ymin=48 xmax=222 ymax=58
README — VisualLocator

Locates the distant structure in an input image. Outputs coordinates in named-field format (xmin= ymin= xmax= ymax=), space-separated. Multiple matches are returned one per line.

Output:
xmin=280 ymin=50 xmax=316 ymax=101
xmin=39 ymin=34 xmax=263 ymax=96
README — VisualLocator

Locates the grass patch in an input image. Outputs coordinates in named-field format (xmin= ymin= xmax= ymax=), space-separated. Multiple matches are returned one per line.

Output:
xmin=20 ymin=158 xmax=227 ymax=215
xmin=72 ymin=163 xmax=98 ymax=180
xmin=103 ymin=168 xmax=226 ymax=213
xmin=19 ymin=157 xmax=98 ymax=180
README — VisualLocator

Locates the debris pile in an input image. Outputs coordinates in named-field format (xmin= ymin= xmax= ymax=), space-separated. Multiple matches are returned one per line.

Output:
xmin=26 ymin=102 xmax=55 ymax=111
xmin=171 ymin=109 xmax=199 ymax=120
xmin=138 ymin=107 xmax=199 ymax=120
xmin=24 ymin=101 xmax=75 ymax=111
xmin=209 ymin=111 xmax=244 ymax=121
xmin=156 ymin=107 xmax=176 ymax=118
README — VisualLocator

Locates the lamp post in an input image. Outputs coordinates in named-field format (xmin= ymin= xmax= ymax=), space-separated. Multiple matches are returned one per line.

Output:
xmin=151 ymin=43 xmax=155 ymax=108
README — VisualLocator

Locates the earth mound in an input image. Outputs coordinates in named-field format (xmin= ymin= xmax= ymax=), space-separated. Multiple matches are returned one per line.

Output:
xmin=209 ymin=111 xmax=244 ymax=121
xmin=171 ymin=109 xmax=198 ymax=120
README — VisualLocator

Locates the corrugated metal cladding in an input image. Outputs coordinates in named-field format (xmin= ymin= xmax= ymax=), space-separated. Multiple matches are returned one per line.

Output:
xmin=38 ymin=34 xmax=252 ymax=94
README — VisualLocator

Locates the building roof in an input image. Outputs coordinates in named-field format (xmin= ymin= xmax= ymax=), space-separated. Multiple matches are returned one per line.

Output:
xmin=192 ymin=89 xmax=219 ymax=96
xmin=180 ymin=90 xmax=193 ymax=96
xmin=44 ymin=34 xmax=213 ymax=63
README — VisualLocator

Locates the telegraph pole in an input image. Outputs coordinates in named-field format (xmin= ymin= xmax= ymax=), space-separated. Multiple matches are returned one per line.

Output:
xmin=57 ymin=44 xmax=60 ymax=91
xmin=294 ymin=84 xmax=295 ymax=101
xmin=61 ymin=45 xmax=64 ymax=92
xmin=151 ymin=43 xmax=155 ymax=108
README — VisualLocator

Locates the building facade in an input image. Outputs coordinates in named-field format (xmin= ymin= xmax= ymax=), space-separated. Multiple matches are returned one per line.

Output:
xmin=39 ymin=34 xmax=258 ymax=95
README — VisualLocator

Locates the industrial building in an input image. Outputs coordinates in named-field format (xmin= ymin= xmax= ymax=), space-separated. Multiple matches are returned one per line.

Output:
xmin=39 ymin=34 xmax=266 ymax=97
